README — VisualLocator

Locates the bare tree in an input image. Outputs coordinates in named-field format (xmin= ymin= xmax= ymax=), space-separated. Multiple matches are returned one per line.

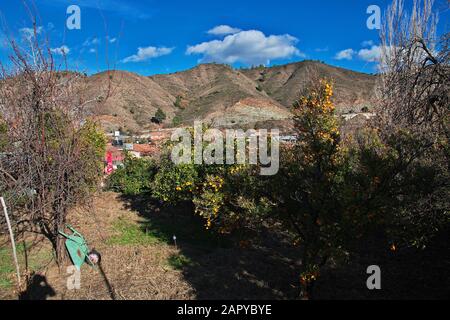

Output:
xmin=0 ymin=20 xmax=111 ymax=265
xmin=378 ymin=0 xmax=449 ymax=136
xmin=371 ymin=0 xmax=450 ymax=248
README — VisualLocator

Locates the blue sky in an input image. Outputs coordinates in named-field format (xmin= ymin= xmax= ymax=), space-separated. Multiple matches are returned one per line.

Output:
xmin=0 ymin=0 xmax=448 ymax=75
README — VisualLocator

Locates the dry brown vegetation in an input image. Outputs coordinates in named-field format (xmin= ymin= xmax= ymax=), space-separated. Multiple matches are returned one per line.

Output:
xmin=82 ymin=62 xmax=377 ymax=132
xmin=1 ymin=192 xmax=447 ymax=300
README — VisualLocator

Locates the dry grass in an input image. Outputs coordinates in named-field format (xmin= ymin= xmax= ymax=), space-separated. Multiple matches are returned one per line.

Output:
xmin=0 ymin=193 xmax=195 ymax=300
xmin=1 ymin=192 xmax=301 ymax=300
xmin=1 ymin=192 xmax=447 ymax=300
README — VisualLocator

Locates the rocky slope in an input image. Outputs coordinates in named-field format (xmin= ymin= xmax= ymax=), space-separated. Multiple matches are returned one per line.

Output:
xmin=82 ymin=61 xmax=377 ymax=132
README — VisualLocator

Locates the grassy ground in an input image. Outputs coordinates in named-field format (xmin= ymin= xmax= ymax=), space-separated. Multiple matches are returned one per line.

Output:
xmin=106 ymin=219 xmax=198 ymax=271
xmin=0 ymin=192 xmax=448 ymax=300
xmin=0 ymin=240 xmax=53 ymax=296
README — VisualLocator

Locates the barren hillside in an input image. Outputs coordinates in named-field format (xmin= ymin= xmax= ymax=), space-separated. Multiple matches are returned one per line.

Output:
xmin=81 ymin=61 xmax=377 ymax=132
xmin=241 ymin=61 xmax=377 ymax=113
xmin=83 ymin=71 xmax=178 ymax=133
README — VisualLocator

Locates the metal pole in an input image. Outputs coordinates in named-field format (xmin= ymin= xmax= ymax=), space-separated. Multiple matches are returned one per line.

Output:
xmin=0 ymin=197 xmax=21 ymax=288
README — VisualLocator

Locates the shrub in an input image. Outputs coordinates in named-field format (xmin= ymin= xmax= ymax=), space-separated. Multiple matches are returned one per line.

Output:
xmin=152 ymin=159 xmax=199 ymax=204
xmin=152 ymin=124 xmax=266 ymax=232
xmin=172 ymin=115 xmax=182 ymax=127
xmin=107 ymin=155 xmax=158 ymax=196
xmin=345 ymin=127 xmax=450 ymax=250
xmin=78 ymin=120 xmax=108 ymax=190
xmin=174 ymin=96 xmax=184 ymax=109
xmin=152 ymin=108 xmax=167 ymax=124
xmin=0 ymin=117 xmax=8 ymax=152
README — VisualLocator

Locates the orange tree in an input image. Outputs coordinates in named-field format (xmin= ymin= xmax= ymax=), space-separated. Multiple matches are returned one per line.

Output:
xmin=152 ymin=127 xmax=268 ymax=233
xmin=265 ymin=79 xmax=356 ymax=298
xmin=343 ymin=126 xmax=450 ymax=251
xmin=266 ymin=79 xmax=449 ymax=298
xmin=108 ymin=154 xmax=158 ymax=196
xmin=152 ymin=81 xmax=357 ymax=298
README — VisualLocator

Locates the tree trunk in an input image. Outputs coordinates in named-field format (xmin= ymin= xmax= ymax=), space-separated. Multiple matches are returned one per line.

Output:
xmin=300 ymin=281 xmax=316 ymax=300
xmin=56 ymin=235 xmax=67 ymax=266
xmin=54 ymin=209 xmax=68 ymax=267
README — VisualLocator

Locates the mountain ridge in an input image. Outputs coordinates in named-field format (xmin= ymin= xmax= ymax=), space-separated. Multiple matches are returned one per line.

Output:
xmin=84 ymin=60 xmax=377 ymax=133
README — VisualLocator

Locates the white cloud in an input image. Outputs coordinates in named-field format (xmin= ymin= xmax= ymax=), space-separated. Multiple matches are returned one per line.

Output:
xmin=361 ymin=40 xmax=374 ymax=47
xmin=207 ymin=25 xmax=241 ymax=36
xmin=358 ymin=45 xmax=381 ymax=62
xmin=122 ymin=46 xmax=174 ymax=63
xmin=109 ymin=37 xmax=117 ymax=43
xmin=315 ymin=47 xmax=329 ymax=52
xmin=335 ymin=48 xmax=355 ymax=60
xmin=334 ymin=44 xmax=384 ymax=64
xmin=51 ymin=45 xmax=70 ymax=55
xmin=19 ymin=26 xmax=43 ymax=40
xmin=187 ymin=29 xmax=303 ymax=65
xmin=83 ymin=37 xmax=99 ymax=47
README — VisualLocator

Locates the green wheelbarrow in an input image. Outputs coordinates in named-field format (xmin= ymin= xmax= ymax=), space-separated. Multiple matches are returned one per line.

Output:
xmin=59 ymin=225 xmax=101 ymax=271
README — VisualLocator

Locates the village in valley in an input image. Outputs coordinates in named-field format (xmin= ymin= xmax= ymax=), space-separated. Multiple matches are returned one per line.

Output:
xmin=103 ymin=108 xmax=375 ymax=174
xmin=104 ymin=129 xmax=172 ymax=171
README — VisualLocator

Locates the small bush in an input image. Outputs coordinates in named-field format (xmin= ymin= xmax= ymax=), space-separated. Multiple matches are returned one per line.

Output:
xmin=172 ymin=115 xmax=182 ymax=127
xmin=107 ymin=155 xmax=158 ymax=195
xmin=154 ymin=108 xmax=167 ymax=123
xmin=174 ymin=96 xmax=184 ymax=109
xmin=167 ymin=254 xmax=195 ymax=270
xmin=0 ymin=117 xmax=8 ymax=152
